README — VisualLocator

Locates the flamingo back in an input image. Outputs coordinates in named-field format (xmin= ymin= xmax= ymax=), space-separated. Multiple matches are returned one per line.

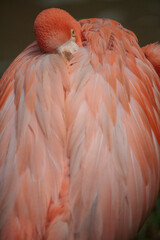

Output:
xmin=0 ymin=18 xmax=159 ymax=240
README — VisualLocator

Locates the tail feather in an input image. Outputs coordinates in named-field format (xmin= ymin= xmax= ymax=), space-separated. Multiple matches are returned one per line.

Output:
xmin=142 ymin=42 xmax=160 ymax=77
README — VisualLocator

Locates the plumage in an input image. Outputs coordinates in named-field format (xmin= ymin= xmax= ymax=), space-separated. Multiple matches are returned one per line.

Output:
xmin=0 ymin=8 xmax=160 ymax=240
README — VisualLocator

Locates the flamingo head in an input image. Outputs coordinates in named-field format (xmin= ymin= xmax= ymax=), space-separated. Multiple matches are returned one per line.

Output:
xmin=34 ymin=8 xmax=82 ymax=60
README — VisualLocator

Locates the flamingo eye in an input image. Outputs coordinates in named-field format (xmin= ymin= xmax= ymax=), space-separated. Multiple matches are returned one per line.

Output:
xmin=71 ymin=29 xmax=76 ymax=38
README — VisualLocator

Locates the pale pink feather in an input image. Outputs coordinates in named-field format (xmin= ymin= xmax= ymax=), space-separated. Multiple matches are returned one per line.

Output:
xmin=0 ymin=17 xmax=160 ymax=240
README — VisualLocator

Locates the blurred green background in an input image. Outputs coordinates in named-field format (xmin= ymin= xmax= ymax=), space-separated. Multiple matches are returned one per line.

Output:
xmin=0 ymin=0 xmax=160 ymax=239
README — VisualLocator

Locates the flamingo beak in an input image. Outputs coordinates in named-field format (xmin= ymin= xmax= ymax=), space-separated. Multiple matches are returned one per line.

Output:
xmin=56 ymin=39 xmax=79 ymax=62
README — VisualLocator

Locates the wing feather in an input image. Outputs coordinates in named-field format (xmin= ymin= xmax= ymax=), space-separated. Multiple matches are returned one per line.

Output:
xmin=67 ymin=19 xmax=160 ymax=240
xmin=0 ymin=17 xmax=160 ymax=240
xmin=0 ymin=42 xmax=69 ymax=239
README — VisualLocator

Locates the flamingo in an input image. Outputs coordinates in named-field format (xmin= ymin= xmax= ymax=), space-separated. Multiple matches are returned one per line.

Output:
xmin=0 ymin=8 xmax=160 ymax=240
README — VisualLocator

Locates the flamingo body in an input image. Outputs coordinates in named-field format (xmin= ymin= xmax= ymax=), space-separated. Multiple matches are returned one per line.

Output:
xmin=0 ymin=9 xmax=160 ymax=240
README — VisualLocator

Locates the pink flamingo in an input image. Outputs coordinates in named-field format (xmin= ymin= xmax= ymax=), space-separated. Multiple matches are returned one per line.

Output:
xmin=0 ymin=8 xmax=160 ymax=240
